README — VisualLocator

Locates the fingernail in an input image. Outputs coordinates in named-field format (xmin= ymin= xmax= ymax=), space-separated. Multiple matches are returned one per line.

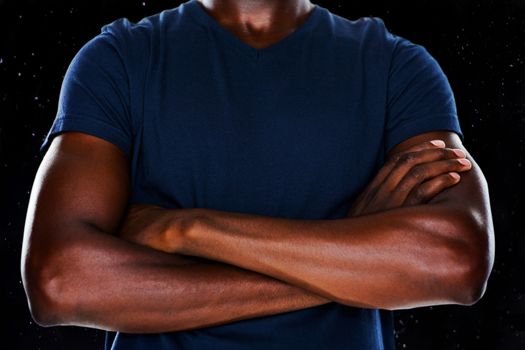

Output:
xmin=453 ymin=149 xmax=466 ymax=157
xmin=449 ymin=172 xmax=460 ymax=180
xmin=430 ymin=140 xmax=445 ymax=147
xmin=458 ymin=158 xmax=471 ymax=166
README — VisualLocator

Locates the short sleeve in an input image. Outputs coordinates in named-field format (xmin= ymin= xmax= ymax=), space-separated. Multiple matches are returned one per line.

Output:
xmin=40 ymin=20 xmax=133 ymax=159
xmin=384 ymin=35 xmax=464 ymax=155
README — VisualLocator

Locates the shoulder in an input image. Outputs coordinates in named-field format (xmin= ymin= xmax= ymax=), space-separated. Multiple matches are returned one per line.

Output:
xmin=324 ymin=11 xmax=397 ymax=46
xmin=321 ymin=10 xmax=414 ymax=67
xmin=94 ymin=4 xmax=192 ymax=57
xmin=329 ymin=12 xmax=442 ymax=77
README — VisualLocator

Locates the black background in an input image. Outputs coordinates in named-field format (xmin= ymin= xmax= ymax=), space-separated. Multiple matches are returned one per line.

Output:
xmin=2 ymin=0 xmax=524 ymax=349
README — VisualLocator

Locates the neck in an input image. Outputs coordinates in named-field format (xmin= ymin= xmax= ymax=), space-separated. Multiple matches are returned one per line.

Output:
xmin=196 ymin=0 xmax=315 ymax=37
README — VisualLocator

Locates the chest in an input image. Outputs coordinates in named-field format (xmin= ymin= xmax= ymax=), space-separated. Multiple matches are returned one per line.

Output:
xmin=130 ymin=45 xmax=387 ymax=219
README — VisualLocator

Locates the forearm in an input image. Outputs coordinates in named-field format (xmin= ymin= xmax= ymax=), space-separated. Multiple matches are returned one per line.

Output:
xmin=29 ymin=222 xmax=328 ymax=333
xmin=176 ymin=204 xmax=480 ymax=310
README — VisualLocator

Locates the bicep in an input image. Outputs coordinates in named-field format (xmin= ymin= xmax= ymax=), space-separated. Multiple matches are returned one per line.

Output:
xmin=25 ymin=132 xmax=130 ymax=240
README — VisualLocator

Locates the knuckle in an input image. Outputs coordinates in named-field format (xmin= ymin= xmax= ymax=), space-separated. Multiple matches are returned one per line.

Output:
xmin=412 ymin=187 xmax=426 ymax=202
xmin=407 ymin=186 xmax=425 ymax=205
xmin=397 ymin=179 xmax=412 ymax=193
xmin=399 ymin=152 xmax=417 ymax=165
xmin=389 ymin=153 xmax=403 ymax=165
xmin=408 ymin=165 xmax=425 ymax=180
xmin=441 ymin=148 xmax=452 ymax=158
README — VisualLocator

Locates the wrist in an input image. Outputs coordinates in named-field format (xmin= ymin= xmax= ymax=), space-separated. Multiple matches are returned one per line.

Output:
xmin=165 ymin=207 xmax=207 ymax=254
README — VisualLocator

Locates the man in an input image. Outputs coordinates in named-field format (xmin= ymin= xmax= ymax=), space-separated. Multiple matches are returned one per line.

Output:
xmin=21 ymin=0 xmax=494 ymax=349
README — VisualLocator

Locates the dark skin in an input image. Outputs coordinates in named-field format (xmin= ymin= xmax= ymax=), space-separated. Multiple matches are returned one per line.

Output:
xmin=21 ymin=0 xmax=495 ymax=334
xmin=119 ymin=131 xmax=494 ymax=311
xmin=195 ymin=0 xmax=318 ymax=50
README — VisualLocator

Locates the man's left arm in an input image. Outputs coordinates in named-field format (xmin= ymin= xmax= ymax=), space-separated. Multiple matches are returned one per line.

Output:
xmin=171 ymin=130 xmax=494 ymax=311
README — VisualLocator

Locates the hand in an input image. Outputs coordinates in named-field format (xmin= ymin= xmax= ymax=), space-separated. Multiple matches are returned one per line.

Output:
xmin=117 ymin=203 xmax=195 ymax=258
xmin=348 ymin=140 xmax=472 ymax=217
xmin=117 ymin=203 xmax=162 ymax=242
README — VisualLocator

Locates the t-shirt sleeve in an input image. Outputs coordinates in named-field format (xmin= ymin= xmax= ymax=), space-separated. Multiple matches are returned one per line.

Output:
xmin=39 ymin=21 xmax=133 ymax=159
xmin=384 ymin=35 xmax=464 ymax=156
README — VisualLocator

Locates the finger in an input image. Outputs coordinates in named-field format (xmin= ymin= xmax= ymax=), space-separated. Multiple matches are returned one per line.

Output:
xmin=389 ymin=158 xmax=471 ymax=204
xmin=349 ymin=142 xmax=457 ymax=216
xmin=380 ymin=146 xmax=467 ymax=192
xmin=371 ymin=140 xmax=448 ymax=190
xmin=348 ymin=140 xmax=461 ymax=217
xmin=404 ymin=172 xmax=461 ymax=206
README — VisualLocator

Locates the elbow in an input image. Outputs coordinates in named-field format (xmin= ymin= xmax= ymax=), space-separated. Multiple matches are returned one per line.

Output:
xmin=453 ymin=251 xmax=492 ymax=306
xmin=452 ymin=267 xmax=490 ymax=307
xmin=447 ymin=211 xmax=495 ymax=306
xmin=23 ymin=274 xmax=61 ymax=327
xmin=459 ymin=280 xmax=488 ymax=306
xmin=26 ymin=290 xmax=61 ymax=328
xmin=21 ymin=249 xmax=73 ymax=327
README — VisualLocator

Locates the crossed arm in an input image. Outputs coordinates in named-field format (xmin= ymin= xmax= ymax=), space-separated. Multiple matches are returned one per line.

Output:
xmin=21 ymin=130 xmax=494 ymax=333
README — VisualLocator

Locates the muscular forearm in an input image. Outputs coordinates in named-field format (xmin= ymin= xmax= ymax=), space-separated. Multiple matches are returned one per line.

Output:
xmin=173 ymin=203 xmax=482 ymax=311
xmin=31 ymin=220 xmax=329 ymax=333
xmin=118 ymin=140 xmax=489 ymax=313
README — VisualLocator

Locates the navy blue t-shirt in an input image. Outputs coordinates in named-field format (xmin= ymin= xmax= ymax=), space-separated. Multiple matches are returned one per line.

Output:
xmin=40 ymin=0 xmax=464 ymax=349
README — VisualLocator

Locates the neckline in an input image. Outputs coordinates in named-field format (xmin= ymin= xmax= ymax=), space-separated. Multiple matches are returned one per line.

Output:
xmin=184 ymin=0 xmax=323 ymax=61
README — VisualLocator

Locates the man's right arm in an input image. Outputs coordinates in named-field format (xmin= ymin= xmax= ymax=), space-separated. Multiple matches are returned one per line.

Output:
xmin=21 ymin=132 xmax=330 ymax=334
